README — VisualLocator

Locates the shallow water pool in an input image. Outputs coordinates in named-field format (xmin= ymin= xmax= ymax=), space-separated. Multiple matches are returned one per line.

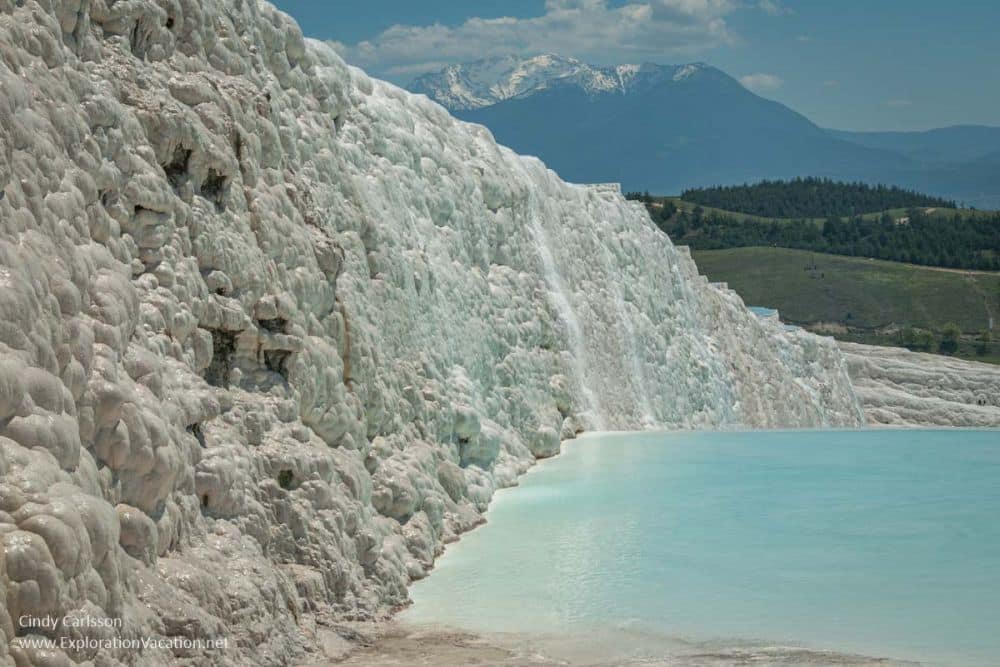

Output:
xmin=402 ymin=429 xmax=1000 ymax=666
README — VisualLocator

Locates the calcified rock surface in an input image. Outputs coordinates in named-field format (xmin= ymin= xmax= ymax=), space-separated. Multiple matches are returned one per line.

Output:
xmin=841 ymin=342 xmax=1000 ymax=427
xmin=0 ymin=1 xmax=863 ymax=664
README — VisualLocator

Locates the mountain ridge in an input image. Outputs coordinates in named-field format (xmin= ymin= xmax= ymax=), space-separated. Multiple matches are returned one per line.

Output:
xmin=410 ymin=55 xmax=1000 ymax=208
xmin=829 ymin=125 xmax=1000 ymax=165
xmin=409 ymin=54 xmax=707 ymax=110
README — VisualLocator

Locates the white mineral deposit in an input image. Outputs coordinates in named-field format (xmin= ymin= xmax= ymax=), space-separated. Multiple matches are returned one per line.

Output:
xmin=0 ymin=2 xmax=992 ymax=666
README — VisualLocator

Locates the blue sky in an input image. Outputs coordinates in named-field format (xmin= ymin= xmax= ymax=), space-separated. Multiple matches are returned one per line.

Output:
xmin=271 ymin=1 xmax=1000 ymax=132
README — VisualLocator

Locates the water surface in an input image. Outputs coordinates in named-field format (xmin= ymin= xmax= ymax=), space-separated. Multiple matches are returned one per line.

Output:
xmin=403 ymin=429 xmax=1000 ymax=666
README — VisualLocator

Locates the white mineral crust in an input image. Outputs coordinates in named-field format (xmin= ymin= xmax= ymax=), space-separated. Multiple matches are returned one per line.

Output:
xmin=0 ymin=1 xmax=864 ymax=664
xmin=841 ymin=342 xmax=1000 ymax=427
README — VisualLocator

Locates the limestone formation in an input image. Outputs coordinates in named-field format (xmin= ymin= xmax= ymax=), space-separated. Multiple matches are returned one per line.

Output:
xmin=841 ymin=342 xmax=1000 ymax=427
xmin=0 ymin=1 xmax=863 ymax=664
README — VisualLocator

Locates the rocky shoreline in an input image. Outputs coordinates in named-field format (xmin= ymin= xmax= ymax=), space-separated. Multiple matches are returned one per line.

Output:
xmin=303 ymin=621 xmax=917 ymax=666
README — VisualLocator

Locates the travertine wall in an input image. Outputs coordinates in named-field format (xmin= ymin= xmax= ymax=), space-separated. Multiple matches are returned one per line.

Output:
xmin=0 ymin=1 xmax=862 ymax=664
xmin=841 ymin=342 xmax=1000 ymax=427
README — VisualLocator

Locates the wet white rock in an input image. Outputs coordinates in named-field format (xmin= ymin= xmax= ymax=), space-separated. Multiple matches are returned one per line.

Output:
xmin=0 ymin=0 xmax=865 ymax=664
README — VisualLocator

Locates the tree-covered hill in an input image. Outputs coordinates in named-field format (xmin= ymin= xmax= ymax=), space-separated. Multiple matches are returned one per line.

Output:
xmin=651 ymin=206 xmax=1000 ymax=271
xmin=680 ymin=178 xmax=956 ymax=218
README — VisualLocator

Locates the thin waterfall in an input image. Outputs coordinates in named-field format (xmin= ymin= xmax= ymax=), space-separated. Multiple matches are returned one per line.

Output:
xmin=592 ymin=218 xmax=656 ymax=426
xmin=529 ymin=216 xmax=607 ymax=431
xmin=611 ymin=281 xmax=656 ymax=427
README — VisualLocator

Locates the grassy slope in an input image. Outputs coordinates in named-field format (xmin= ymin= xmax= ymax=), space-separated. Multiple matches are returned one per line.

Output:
xmin=651 ymin=195 xmax=1000 ymax=362
xmin=691 ymin=247 xmax=1000 ymax=362
xmin=691 ymin=247 xmax=999 ymax=330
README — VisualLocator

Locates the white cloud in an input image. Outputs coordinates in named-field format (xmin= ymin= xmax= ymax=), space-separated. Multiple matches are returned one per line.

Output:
xmin=886 ymin=99 xmax=913 ymax=107
xmin=795 ymin=34 xmax=811 ymax=43
xmin=739 ymin=72 xmax=783 ymax=93
xmin=758 ymin=0 xmax=791 ymax=16
xmin=333 ymin=0 xmax=761 ymax=79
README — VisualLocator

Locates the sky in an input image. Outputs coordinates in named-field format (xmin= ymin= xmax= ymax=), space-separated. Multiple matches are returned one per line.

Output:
xmin=270 ymin=1 xmax=1000 ymax=132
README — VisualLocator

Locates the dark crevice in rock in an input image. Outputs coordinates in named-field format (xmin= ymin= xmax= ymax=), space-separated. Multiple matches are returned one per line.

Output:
xmin=149 ymin=501 xmax=167 ymax=522
xmin=277 ymin=469 xmax=295 ymax=490
xmin=338 ymin=300 xmax=353 ymax=389
xmin=255 ymin=92 xmax=272 ymax=118
xmin=258 ymin=318 xmax=287 ymax=334
xmin=204 ymin=328 xmax=237 ymax=388
xmin=263 ymin=349 xmax=291 ymax=382
xmin=162 ymin=145 xmax=191 ymax=192
xmin=187 ymin=422 xmax=206 ymax=448
xmin=129 ymin=21 xmax=147 ymax=60
xmin=234 ymin=133 xmax=253 ymax=189
xmin=201 ymin=169 xmax=228 ymax=212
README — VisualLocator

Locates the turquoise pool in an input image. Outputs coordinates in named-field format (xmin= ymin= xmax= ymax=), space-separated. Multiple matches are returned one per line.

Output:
xmin=403 ymin=429 xmax=1000 ymax=666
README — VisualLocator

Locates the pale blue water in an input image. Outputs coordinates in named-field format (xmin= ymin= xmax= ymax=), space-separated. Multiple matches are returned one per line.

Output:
xmin=403 ymin=430 xmax=1000 ymax=666
xmin=748 ymin=305 xmax=779 ymax=318
xmin=748 ymin=305 xmax=800 ymax=330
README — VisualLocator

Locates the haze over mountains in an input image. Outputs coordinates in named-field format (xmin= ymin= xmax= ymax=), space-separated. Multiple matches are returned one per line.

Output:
xmin=410 ymin=55 xmax=1000 ymax=209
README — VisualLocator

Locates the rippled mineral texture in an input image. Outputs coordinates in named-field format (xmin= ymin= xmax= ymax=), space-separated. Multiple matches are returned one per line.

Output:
xmin=0 ymin=1 xmax=865 ymax=664
xmin=841 ymin=342 xmax=1000 ymax=427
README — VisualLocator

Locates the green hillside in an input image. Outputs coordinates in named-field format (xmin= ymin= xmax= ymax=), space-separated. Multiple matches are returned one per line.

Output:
xmin=692 ymin=247 xmax=1000 ymax=363
xmin=628 ymin=194 xmax=1000 ymax=271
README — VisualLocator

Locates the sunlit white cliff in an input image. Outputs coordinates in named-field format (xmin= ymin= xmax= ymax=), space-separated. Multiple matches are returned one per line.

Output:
xmin=0 ymin=1 xmax=863 ymax=664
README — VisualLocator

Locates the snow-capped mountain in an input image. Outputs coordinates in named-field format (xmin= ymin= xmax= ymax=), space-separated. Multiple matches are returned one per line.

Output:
xmin=409 ymin=54 xmax=706 ymax=111
xmin=408 ymin=55 xmax=1000 ymax=207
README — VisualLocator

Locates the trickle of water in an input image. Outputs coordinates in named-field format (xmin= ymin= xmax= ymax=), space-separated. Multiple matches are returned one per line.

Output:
xmin=529 ymin=216 xmax=606 ymax=430
xmin=598 ymin=227 xmax=656 ymax=426
xmin=612 ymin=286 xmax=656 ymax=426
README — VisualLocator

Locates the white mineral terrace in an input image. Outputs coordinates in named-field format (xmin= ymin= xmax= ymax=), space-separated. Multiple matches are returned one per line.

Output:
xmin=0 ymin=1 xmax=986 ymax=665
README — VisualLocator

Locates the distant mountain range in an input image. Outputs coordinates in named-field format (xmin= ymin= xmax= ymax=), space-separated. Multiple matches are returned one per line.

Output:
xmin=409 ymin=55 xmax=704 ymax=110
xmin=409 ymin=55 xmax=1000 ymax=209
